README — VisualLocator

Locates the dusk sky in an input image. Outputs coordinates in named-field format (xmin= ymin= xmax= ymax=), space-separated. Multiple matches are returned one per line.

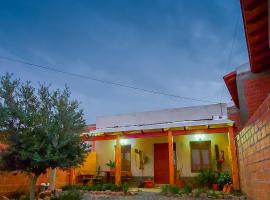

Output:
xmin=0 ymin=0 xmax=248 ymax=123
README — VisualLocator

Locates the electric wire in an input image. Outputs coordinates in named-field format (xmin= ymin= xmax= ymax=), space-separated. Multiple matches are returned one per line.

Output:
xmin=0 ymin=56 xmax=219 ymax=104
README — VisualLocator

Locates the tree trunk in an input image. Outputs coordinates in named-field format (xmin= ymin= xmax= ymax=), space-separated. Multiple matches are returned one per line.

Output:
xmin=49 ymin=168 xmax=57 ymax=191
xmin=29 ymin=174 xmax=38 ymax=200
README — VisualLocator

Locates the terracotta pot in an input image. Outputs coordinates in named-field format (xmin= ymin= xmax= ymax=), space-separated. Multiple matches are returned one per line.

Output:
xmin=212 ymin=183 xmax=219 ymax=191
xmin=144 ymin=180 xmax=154 ymax=188
xmin=175 ymin=179 xmax=185 ymax=188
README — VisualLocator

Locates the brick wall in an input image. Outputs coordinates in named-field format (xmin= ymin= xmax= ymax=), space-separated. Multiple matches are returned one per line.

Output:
xmin=228 ymin=106 xmax=241 ymax=131
xmin=0 ymin=169 xmax=69 ymax=194
xmin=236 ymin=95 xmax=270 ymax=200
xmin=243 ymin=75 xmax=270 ymax=119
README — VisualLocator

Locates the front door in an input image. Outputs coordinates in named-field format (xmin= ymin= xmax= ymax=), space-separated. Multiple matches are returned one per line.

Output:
xmin=154 ymin=143 xmax=170 ymax=184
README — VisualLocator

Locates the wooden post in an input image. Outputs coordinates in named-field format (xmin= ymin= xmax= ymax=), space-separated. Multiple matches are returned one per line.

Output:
xmin=228 ymin=126 xmax=240 ymax=190
xmin=115 ymin=135 xmax=121 ymax=186
xmin=168 ymin=129 xmax=174 ymax=185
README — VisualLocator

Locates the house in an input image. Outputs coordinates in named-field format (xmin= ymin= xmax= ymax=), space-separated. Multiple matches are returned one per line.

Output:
xmin=223 ymin=0 xmax=270 ymax=199
xmin=81 ymin=103 xmax=240 ymax=189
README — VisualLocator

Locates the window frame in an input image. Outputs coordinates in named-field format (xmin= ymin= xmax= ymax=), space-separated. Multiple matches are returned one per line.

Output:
xmin=190 ymin=141 xmax=211 ymax=173
xmin=120 ymin=144 xmax=131 ymax=172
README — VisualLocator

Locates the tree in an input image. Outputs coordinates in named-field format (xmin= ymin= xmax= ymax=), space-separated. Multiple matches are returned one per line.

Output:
xmin=0 ymin=73 xmax=87 ymax=200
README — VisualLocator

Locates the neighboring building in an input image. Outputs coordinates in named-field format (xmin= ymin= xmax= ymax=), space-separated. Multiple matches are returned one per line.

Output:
xmin=82 ymin=103 xmax=240 ymax=188
xmin=224 ymin=0 xmax=270 ymax=199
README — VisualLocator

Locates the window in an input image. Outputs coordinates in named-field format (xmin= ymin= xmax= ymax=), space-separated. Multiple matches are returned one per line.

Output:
xmin=190 ymin=141 xmax=211 ymax=172
xmin=121 ymin=145 xmax=131 ymax=172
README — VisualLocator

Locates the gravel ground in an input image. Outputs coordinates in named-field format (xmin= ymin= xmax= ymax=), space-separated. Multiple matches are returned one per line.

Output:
xmin=82 ymin=192 xmax=232 ymax=200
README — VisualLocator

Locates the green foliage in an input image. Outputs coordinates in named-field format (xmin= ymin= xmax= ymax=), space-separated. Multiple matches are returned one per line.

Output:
xmin=0 ymin=73 xmax=87 ymax=199
xmin=217 ymin=171 xmax=231 ymax=188
xmin=161 ymin=185 xmax=170 ymax=193
xmin=195 ymin=169 xmax=217 ymax=187
xmin=61 ymin=183 xmax=128 ymax=192
xmin=105 ymin=160 xmax=115 ymax=169
xmin=103 ymin=183 xmax=116 ymax=191
xmin=192 ymin=188 xmax=205 ymax=197
xmin=169 ymin=186 xmax=180 ymax=194
xmin=121 ymin=182 xmax=129 ymax=193
xmin=8 ymin=190 xmax=26 ymax=199
xmin=183 ymin=184 xmax=192 ymax=194
xmin=206 ymin=190 xmax=224 ymax=198
xmin=232 ymin=190 xmax=243 ymax=196
xmin=62 ymin=184 xmax=84 ymax=191
xmin=161 ymin=185 xmax=181 ymax=194
xmin=51 ymin=190 xmax=81 ymax=200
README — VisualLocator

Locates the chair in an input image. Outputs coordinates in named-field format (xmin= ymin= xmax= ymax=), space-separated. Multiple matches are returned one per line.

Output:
xmin=92 ymin=166 xmax=103 ymax=184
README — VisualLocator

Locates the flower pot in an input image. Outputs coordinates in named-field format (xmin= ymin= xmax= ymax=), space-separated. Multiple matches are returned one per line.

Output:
xmin=212 ymin=183 xmax=219 ymax=191
xmin=144 ymin=180 xmax=154 ymax=188
xmin=175 ymin=179 xmax=185 ymax=188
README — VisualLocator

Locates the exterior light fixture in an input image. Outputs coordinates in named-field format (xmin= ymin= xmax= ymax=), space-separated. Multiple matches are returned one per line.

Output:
xmin=120 ymin=139 xmax=128 ymax=145
xmin=194 ymin=134 xmax=205 ymax=141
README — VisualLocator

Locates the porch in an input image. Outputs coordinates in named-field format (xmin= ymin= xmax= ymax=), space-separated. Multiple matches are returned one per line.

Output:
xmin=81 ymin=122 xmax=239 ymax=189
xmin=79 ymin=104 xmax=239 ymax=190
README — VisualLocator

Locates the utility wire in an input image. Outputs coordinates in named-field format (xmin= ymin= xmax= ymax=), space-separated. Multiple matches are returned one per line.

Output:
xmin=219 ymin=11 xmax=241 ymax=102
xmin=0 ymin=56 xmax=219 ymax=104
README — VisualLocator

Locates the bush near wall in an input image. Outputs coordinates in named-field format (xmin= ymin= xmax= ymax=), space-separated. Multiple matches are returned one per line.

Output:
xmin=236 ymin=95 xmax=270 ymax=200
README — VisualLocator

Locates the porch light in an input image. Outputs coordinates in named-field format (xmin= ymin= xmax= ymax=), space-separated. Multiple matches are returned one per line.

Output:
xmin=194 ymin=134 xmax=205 ymax=141
xmin=120 ymin=139 xmax=128 ymax=145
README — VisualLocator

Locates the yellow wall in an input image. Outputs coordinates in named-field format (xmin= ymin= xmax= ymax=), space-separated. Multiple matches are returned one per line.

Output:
xmin=95 ymin=133 xmax=231 ymax=177
xmin=75 ymin=152 xmax=96 ymax=175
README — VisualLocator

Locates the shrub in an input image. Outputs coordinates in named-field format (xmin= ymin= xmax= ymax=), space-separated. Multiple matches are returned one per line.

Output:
xmin=217 ymin=171 xmax=231 ymax=188
xmin=207 ymin=190 xmax=217 ymax=198
xmin=196 ymin=169 xmax=217 ymax=188
xmin=183 ymin=184 xmax=192 ymax=194
xmin=102 ymin=183 xmax=115 ymax=191
xmin=161 ymin=185 xmax=170 ymax=193
xmin=62 ymin=184 xmax=84 ymax=191
xmin=51 ymin=190 xmax=81 ymax=200
xmin=193 ymin=188 xmax=205 ymax=197
xmin=169 ymin=186 xmax=180 ymax=194
xmin=121 ymin=183 xmax=129 ymax=193
xmin=9 ymin=190 xmax=26 ymax=199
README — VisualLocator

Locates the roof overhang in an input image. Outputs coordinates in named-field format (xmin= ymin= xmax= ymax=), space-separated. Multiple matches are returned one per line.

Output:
xmin=240 ymin=0 xmax=270 ymax=72
xmin=223 ymin=71 xmax=239 ymax=108
xmin=81 ymin=119 xmax=234 ymax=141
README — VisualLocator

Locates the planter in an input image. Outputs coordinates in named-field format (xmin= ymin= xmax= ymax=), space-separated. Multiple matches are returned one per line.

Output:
xmin=212 ymin=183 xmax=219 ymax=191
xmin=175 ymin=179 xmax=185 ymax=188
xmin=144 ymin=180 xmax=154 ymax=188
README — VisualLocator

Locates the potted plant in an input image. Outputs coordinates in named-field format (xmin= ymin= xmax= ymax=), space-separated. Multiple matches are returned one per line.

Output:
xmin=217 ymin=171 xmax=231 ymax=192
xmin=212 ymin=182 xmax=219 ymax=191
xmin=106 ymin=160 xmax=115 ymax=171
xmin=195 ymin=169 xmax=217 ymax=189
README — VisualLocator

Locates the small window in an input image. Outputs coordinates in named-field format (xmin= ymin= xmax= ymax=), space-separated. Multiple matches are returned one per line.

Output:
xmin=190 ymin=141 xmax=211 ymax=172
xmin=121 ymin=145 xmax=131 ymax=172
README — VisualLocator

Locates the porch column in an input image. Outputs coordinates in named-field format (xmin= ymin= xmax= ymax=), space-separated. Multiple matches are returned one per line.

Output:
xmin=168 ymin=129 xmax=174 ymax=185
xmin=228 ymin=126 xmax=240 ymax=190
xmin=115 ymin=135 xmax=121 ymax=186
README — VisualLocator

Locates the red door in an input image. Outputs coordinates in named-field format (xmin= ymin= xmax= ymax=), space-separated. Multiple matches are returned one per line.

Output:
xmin=154 ymin=143 xmax=169 ymax=184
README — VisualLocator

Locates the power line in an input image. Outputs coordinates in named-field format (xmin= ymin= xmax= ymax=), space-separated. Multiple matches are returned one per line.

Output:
xmin=219 ymin=10 xmax=241 ymax=102
xmin=0 ymin=56 xmax=219 ymax=104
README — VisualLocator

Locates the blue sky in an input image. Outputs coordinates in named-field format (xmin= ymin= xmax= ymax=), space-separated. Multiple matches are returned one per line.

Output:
xmin=0 ymin=0 xmax=248 ymax=123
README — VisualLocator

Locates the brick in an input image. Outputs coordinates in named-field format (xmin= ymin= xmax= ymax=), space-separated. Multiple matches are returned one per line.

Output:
xmin=236 ymin=95 xmax=270 ymax=200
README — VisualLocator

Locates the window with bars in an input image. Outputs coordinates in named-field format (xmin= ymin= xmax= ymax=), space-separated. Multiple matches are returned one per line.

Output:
xmin=190 ymin=141 xmax=211 ymax=172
